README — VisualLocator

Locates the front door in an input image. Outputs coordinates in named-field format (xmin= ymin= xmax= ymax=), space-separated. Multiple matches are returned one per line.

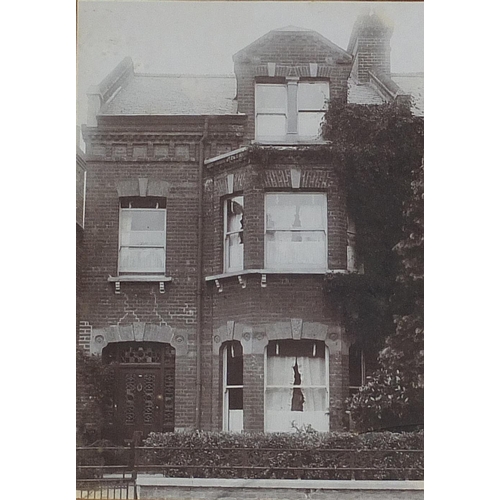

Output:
xmin=116 ymin=366 xmax=163 ymax=440
xmin=104 ymin=342 xmax=175 ymax=442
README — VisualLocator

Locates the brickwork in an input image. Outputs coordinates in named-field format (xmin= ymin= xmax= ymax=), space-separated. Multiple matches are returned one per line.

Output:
xmin=78 ymin=17 xmax=391 ymax=437
xmin=234 ymin=30 xmax=352 ymax=141
xmin=243 ymin=353 xmax=265 ymax=432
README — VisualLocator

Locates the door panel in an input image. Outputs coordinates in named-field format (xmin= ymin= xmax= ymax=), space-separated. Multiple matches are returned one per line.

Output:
xmin=116 ymin=367 xmax=163 ymax=440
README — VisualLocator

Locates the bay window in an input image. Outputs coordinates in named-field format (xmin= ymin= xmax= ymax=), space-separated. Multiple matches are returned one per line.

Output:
xmin=265 ymin=193 xmax=327 ymax=270
xmin=118 ymin=198 xmax=167 ymax=275
xmin=265 ymin=340 xmax=329 ymax=432
xmin=255 ymin=80 xmax=329 ymax=142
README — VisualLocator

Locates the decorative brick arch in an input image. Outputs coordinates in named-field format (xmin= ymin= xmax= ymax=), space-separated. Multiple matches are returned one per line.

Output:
xmin=90 ymin=322 xmax=188 ymax=356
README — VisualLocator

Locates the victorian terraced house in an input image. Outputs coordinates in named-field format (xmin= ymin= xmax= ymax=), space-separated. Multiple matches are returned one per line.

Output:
xmin=76 ymin=13 xmax=423 ymax=442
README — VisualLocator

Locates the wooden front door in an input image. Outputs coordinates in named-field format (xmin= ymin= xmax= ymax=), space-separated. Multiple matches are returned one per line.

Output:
xmin=104 ymin=342 xmax=175 ymax=442
xmin=116 ymin=366 xmax=163 ymax=440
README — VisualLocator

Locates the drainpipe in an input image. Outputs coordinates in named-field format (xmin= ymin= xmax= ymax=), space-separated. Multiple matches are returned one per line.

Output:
xmin=195 ymin=118 xmax=209 ymax=429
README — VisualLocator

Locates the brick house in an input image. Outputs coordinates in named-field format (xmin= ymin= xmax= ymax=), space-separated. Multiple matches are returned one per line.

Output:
xmin=77 ymin=13 xmax=423 ymax=442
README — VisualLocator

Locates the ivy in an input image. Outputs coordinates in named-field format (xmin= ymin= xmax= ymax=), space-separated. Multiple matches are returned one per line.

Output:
xmin=322 ymin=101 xmax=424 ymax=431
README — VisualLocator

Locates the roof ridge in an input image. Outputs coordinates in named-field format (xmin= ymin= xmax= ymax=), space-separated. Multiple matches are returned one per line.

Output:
xmin=134 ymin=73 xmax=236 ymax=78
xmin=391 ymin=72 xmax=424 ymax=77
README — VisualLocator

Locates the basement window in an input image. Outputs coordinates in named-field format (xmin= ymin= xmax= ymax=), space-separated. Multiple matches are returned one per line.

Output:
xmin=265 ymin=340 xmax=329 ymax=432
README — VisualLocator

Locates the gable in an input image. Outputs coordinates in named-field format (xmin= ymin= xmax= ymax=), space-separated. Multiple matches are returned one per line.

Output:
xmin=233 ymin=27 xmax=351 ymax=65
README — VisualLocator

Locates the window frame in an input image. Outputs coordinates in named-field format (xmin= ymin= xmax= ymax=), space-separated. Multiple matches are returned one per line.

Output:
xmin=222 ymin=342 xmax=244 ymax=432
xmin=118 ymin=199 xmax=167 ymax=276
xmin=255 ymin=79 xmax=329 ymax=143
xmin=264 ymin=192 xmax=328 ymax=271
xmin=264 ymin=340 xmax=330 ymax=433
xmin=223 ymin=195 xmax=244 ymax=273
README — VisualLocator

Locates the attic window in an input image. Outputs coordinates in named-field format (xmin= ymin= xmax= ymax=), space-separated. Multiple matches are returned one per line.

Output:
xmin=255 ymin=80 xmax=329 ymax=143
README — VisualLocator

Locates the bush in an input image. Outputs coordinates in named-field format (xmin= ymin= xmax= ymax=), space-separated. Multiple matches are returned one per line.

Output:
xmin=76 ymin=348 xmax=115 ymax=445
xmin=141 ymin=430 xmax=423 ymax=480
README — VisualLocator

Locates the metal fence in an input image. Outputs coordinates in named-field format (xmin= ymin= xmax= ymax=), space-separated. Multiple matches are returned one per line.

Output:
xmin=77 ymin=443 xmax=423 ymax=498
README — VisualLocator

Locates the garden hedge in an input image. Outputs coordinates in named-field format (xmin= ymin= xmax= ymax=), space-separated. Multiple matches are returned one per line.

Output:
xmin=140 ymin=430 xmax=423 ymax=480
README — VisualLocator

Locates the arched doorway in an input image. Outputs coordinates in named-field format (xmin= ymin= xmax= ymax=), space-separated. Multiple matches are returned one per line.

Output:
xmin=103 ymin=342 xmax=175 ymax=441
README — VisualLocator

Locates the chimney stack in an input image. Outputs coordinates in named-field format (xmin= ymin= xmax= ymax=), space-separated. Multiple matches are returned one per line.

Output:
xmin=347 ymin=12 xmax=394 ymax=83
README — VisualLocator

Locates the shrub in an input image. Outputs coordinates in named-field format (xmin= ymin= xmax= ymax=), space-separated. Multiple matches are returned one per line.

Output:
xmin=141 ymin=430 xmax=423 ymax=480
xmin=76 ymin=348 xmax=115 ymax=445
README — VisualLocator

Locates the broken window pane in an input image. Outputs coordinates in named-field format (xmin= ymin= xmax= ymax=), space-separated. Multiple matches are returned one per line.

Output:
xmin=265 ymin=340 xmax=329 ymax=432
xmin=224 ymin=196 xmax=244 ymax=272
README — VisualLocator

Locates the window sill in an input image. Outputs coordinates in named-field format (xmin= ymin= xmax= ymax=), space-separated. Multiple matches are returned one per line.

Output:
xmin=252 ymin=140 xmax=331 ymax=146
xmin=204 ymin=268 xmax=347 ymax=292
xmin=108 ymin=275 xmax=173 ymax=294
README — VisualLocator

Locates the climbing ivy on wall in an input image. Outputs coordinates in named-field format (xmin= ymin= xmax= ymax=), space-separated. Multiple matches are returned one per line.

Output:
xmin=322 ymin=100 xmax=424 ymax=430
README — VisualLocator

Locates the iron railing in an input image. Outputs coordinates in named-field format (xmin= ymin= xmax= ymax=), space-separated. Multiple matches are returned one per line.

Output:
xmin=77 ymin=443 xmax=423 ymax=497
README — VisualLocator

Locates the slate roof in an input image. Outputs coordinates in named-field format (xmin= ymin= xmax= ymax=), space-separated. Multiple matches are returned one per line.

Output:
xmin=98 ymin=71 xmax=423 ymax=118
xmin=347 ymin=78 xmax=386 ymax=105
xmin=392 ymin=74 xmax=424 ymax=117
xmin=100 ymin=74 xmax=239 ymax=116
xmin=347 ymin=74 xmax=424 ymax=116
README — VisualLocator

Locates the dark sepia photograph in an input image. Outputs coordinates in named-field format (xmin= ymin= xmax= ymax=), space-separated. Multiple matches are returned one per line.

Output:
xmin=76 ymin=1 xmax=424 ymax=498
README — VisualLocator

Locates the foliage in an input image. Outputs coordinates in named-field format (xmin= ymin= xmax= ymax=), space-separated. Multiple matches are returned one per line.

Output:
xmin=142 ymin=430 xmax=423 ymax=480
xmin=323 ymin=100 xmax=423 ymax=280
xmin=322 ymin=101 xmax=424 ymax=431
xmin=76 ymin=348 xmax=115 ymax=445
xmin=347 ymin=162 xmax=424 ymax=431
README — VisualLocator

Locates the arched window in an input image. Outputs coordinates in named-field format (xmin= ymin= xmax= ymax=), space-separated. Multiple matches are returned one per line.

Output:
xmin=222 ymin=341 xmax=243 ymax=432
xmin=265 ymin=340 xmax=329 ymax=432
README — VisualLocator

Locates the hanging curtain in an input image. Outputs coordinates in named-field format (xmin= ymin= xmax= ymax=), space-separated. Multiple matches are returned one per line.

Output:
xmin=266 ymin=356 xmax=294 ymax=411
xmin=297 ymin=356 xmax=326 ymax=412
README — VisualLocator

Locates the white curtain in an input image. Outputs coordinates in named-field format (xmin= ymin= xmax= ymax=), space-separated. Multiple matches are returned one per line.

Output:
xmin=266 ymin=356 xmax=294 ymax=411
xmin=297 ymin=356 xmax=327 ymax=412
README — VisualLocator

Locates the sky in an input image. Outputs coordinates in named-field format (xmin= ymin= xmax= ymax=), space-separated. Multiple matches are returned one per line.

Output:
xmin=77 ymin=1 xmax=424 ymax=126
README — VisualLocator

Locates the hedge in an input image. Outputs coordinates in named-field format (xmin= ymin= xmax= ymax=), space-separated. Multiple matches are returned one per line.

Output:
xmin=140 ymin=430 xmax=423 ymax=480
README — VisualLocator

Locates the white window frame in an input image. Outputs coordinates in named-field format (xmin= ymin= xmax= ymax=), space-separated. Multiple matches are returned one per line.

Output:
xmin=255 ymin=83 xmax=288 ymax=142
xmin=118 ymin=202 xmax=167 ymax=275
xmin=255 ymin=80 xmax=329 ymax=143
xmin=222 ymin=343 xmax=244 ymax=432
xmin=264 ymin=341 xmax=329 ymax=433
xmin=349 ymin=347 xmax=367 ymax=396
xmin=264 ymin=192 xmax=328 ymax=271
xmin=223 ymin=195 xmax=244 ymax=273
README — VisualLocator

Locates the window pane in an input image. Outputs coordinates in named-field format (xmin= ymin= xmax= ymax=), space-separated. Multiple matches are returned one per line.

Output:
xmin=228 ymin=388 xmax=243 ymax=410
xmin=256 ymin=114 xmax=286 ymax=139
xmin=266 ymin=193 xmax=326 ymax=230
xmin=119 ymin=247 xmax=165 ymax=273
xmin=301 ymin=388 xmax=327 ymax=412
xmin=266 ymin=231 xmax=326 ymax=269
xmin=128 ymin=210 xmax=165 ymax=231
xmin=266 ymin=387 xmax=293 ymax=412
xmin=298 ymin=112 xmax=325 ymax=138
xmin=298 ymin=82 xmax=329 ymax=110
xmin=255 ymin=85 xmax=287 ymax=112
xmin=226 ymin=197 xmax=244 ymax=233
xmin=226 ymin=233 xmax=244 ymax=271
xmin=122 ymin=231 xmax=165 ymax=247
